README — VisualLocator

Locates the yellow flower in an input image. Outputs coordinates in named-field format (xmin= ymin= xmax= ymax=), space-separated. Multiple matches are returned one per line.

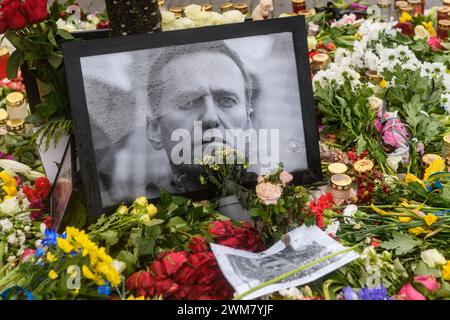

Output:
xmin=0 ymin=172 xmax=17 ymax=197
xmin=82 ymin=265 xmax=96 ymax=280
xmin=399 ymin=216 xmax=412 ymax=223
xmin=127 ymin=295 xmax=146 ymax=300
xmin=399 ymin=11 xmax=412 ymax=23
xmin=379 ymin=79 xmax=387 ymax=88
xmin=117 ymin=205 xmax=128 ymax=215
xmin=57 ymin=238 xmax=74 ymax=253
xmin=134 ymin=196 xmax=148 ymax=208
xmin=422 ymin=21 xmax=436 ymax=37
xmin=405 ymin=173 xmax=426 ymax=189
xmin=424 ymin=159 xmax=445 ymax=181
xmin=409 ymin=227 xmax=429 ymax=235
xmin=442 ymin=262 xmax=450 ymax=281
xmin=47 ymin=252 xmax=57 ymax=263
xmin=414 ymin=25 xmax=430 ymax=40
xmin=48 ymin=270 xmax=58 ymax=280
xmin=146 ymin=204 xmax=157 ymax=217
xmin=423 ymin=213 xmax=438 ymax=226
xmin=140 ymin=214 xmax=151 ymax=226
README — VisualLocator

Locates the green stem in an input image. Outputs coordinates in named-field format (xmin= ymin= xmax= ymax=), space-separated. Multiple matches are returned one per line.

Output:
xmin=233 ymin=243 xmax=362 ymax=300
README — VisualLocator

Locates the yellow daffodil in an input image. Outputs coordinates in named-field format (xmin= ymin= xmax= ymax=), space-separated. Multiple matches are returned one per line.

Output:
xmin=0 ymin=172 xmax=17 ymax=197
xmin=442 ymin=262 xmax=450 ymax=281
xmin=423 ymin=213 xmax=438 ymax=226
xmin=46 ymin=252 xmax=57 ymax=263
xmin=379 ymin=79 xmax=387 ymax=88
xmin=127 ymin=295 xmax=146 ymax=300
xmin=399 ymin=216 xmax=413 ymax=223
xmin=422 ymin=21 xmax=437 ymax=37
xmin=146 ymin=204 xmax=157 ymax=217
xmin=424 ymin=159 xmax=446 ymax=181
xmin=409 ymin=227 xmax=429 ymax=236
xmin=399 ymin=11 xmax=412 ymax=23
xmin=48 ymin=270 xmax=58 ymax=280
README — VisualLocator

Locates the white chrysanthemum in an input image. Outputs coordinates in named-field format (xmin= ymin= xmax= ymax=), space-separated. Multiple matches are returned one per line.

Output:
xmin=7 ymin=233 xmax=18 ymax=245
xmin=222 ymin=10 xmax=245 ymax=24
xmin=0 ymin=218 xmax=13 ymax=232
xmin=0 ymin=197 xmax=21 ymax=215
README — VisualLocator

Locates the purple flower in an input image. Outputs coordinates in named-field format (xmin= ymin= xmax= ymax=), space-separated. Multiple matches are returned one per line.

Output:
xmin=343 ymin=287 xmax=358 ymax=300
xmin=359 ymin=286 xmax=389 ymax=300
xmin=416 ymin=142 xmax=425 ymax=156
xmin=349 ymin=3 xmax=368 ymax=11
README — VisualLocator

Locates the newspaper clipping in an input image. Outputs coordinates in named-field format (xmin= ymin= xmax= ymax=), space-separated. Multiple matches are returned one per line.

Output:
xmin=211 ymin=225 xmax=359 ymax=300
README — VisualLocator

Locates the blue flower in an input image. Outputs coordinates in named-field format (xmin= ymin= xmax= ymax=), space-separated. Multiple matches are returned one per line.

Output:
xmin=98 ymin=283 xmax=111 ymax=296
xmin=42 ymin=229 xmax=59 ymax=247
xmin=434 ymin=182 xmax=443 ymax=190
xmin=342 ymin=287 xmax=358 ymax=300
xmin=359 ymin=286 xmax=389 ymax=300
xmin=35 ymin=247 xmax=45 ymax=258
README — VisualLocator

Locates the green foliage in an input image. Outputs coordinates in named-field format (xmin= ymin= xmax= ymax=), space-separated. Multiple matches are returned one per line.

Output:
xmin=32 ymin=120 xmax=73 ymax=152
xmin=380 ymin=232 xmax=423 ymax=256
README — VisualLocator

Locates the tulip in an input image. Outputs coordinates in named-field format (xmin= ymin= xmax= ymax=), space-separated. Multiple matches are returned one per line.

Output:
xmin=413 ymin=275 xmax=440 ymax=292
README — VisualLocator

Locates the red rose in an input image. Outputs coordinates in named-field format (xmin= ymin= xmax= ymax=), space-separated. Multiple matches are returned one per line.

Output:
xmin=2 ymin=0 xmax=28 ymax=30
xmin=163 ymin=252 xmax=188 ymax=275
xmin=96 ymin=20 xmax=109 ymax=30
xmin=0 ymin=13 xmax=9 ymax=33
xmin=189 ymin=236 xmax=208 ymax=253
xmin=209 ymin=221 xmax=228 ymax=238
xmin=22 ymin=0 xmax=48 ymax=24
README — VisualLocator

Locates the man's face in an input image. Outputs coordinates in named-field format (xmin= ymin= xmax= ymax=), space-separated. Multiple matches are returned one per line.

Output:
xmin=153 ymin=51 xmax=249 ymax=164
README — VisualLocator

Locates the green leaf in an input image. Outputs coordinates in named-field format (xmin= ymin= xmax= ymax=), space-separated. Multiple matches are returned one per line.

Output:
xmin=138 ymin=238 xmax=155 ymax=256
xmin=115 ymin=250 xmax=137 ymax=275
xmin=436 ymin=282 xmax=450 ymax=298
xmin=99 ymin=230 xmax=119 ymax=246
xmin=47 ymin=52 xmax=63 ymax=69
xmin=147 ymin=218 xmax=165 ymax=227
xmin=7 ymin=50 xmax=23 ymax=79
xmin=57 ymin=29 xmax=75 ymax=40
xmin=48 ymin=30 xmax=58 ymax=47
xmin=413 ymin=261 xmax=442 ymax=278
xmin=380 ymin=232 xmax=423 ymax=256
xmin=356 ymin=135 xmax=367 ymax=155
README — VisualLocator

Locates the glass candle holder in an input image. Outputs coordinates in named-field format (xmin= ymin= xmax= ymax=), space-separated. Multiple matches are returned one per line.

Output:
xmin=438 ymin=19 xmax=450 ymax=39
xmin=6 ymin=119 xmax=24 ymax=135
xmin=169 ymin=6 xmax=183 ymax=18
xmin=438 ymin=6 xmax=450 ymax=21
xmin=329 ymin=174 xmax=352 ymax=204
xmin=202 ymin=3 xmax=213 ymax=11
xmin=234 ymin=3 xmax=249 ymax=15
xmin=399 ymin=4 xmax=414 ymax=15
xmin=312 ymin=53 xmax=330 ymax=73
xmin=422 ymin=154 xmax=443 ymax=168
xmin=0 ymin=109 xmax=8 ymax=135
xmin=220 ymin=2 xmax=233 ymax=12
xmin=444 ymin=0 xmax=450 ymax=6
xmin=378 ymin=0 xmax=392 ymax=21
xmin=395 ymin=1 xmax=408 ymax=18
xmin=6 ymin=92 xmax=28 ymax=122
xmin=292 ymin=0 xmax=306 ymax=14
xmin=408 ymin=0 xmax=423 ymax=15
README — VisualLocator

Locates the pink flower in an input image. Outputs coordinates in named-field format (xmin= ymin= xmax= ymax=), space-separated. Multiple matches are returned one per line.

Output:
xmin=279 ymin=171 xmax=293 ymax=185
xmin=413 ymin=275 xmax=440 ymax=292
xmin=397 ymin=283 xmax=426 ymax=300
xmin=257 ymin=176 xmax=265 ymax=184
xmin=21 ymin=249 xmax=35 ymax=262
xmin=375 ymin=111 xmax=409 ymax=149
xmin=255 ymin=182 xmax=282 ymax=205
xmin=428 ymin=37 xmax=444 ymax=51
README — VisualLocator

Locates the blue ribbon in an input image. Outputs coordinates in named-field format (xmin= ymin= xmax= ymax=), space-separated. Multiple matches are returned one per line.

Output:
xmin=0 ymin=286 xmax=35 ymax=300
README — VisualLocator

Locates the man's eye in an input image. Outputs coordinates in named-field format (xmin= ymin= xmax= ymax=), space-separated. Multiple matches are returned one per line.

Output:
xmin=217 ymin=96 xmax=237 ymax=108
xmin=178 ymin=97 xmax=203 ymax=110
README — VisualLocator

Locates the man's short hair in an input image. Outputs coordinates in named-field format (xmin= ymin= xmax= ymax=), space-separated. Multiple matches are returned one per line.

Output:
xmin=147 ymin=41 xmax=256 ymax=119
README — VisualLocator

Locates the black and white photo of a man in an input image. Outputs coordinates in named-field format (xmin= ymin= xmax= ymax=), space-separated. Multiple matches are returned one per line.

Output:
xmin=80 ymin=32 xmax=308 ymax=207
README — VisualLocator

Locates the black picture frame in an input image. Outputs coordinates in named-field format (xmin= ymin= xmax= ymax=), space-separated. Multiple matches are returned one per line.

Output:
xmin=50 ymin=136 xmax=77 ymax=232
xmin=62 ymin=16 xmax=322 ymax=222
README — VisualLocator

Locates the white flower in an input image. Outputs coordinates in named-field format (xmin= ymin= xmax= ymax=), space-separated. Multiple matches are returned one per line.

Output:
xmin=414 ymin=25 xmax=430 ymax=40
xmin=368 ymin=96 xmax=383 ymax=112
xmin=0 ymin=197 xmax=21 ymax=215
xmin=112 ymin=259 xmax=126 ymax=273
xmin=307 ymin=22 xmax=319 ymax=36
xmin=35 ymin=240 xmax=42 ymax=248
xmin=386 ymin=155 xmax=402 ymax=172
xmin=7 ymin=233 xmax=18 ymax=245
xmin=173 ymin=17 xmax=195 ymax=30
xmin=222 ymin=10 xmax=245 ymax=24
xmin=183 ymin=4 xmax=202 ymax=19
xmin=24 ymin=226 xmax=30 ymax=232
xmin=279 ymin=287 xmax=303 ymax=299
xmin=6 ymin=255 xmax=16 ymax=263
xmin=39 ymin=223 xmax=47 ymax=234
xmin=307 ymin=36 xmax=317 ymax=52
xmin=0 ymin=218 xmax=13 ymax=232
xmin=420 ymin=249 xmax=446 ymax=268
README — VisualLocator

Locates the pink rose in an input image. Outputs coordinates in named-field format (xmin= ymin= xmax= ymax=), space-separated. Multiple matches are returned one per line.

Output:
xmin=257 ymin=176 xmax=265 ymax=184
xmin=414 ymin=275 xmax=440 ymax=292
xmin=21 ymin=249 xmax=35 ymax=262
xmin=428 ymin=37 xmax=444 ymax=51
xmin=279 ymin=171 xmax=293 ymax=185
xmin=256 ymin=182 xmax=282 ymax=205
xmin=397 ymin=283 xmax=426 ymax=300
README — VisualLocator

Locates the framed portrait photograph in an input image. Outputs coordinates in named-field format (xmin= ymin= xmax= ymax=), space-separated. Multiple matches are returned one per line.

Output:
xmin=50 ymin=136 xmax=77 ymax=232
xmin=63 ymin=16 xmax=322 ymax=220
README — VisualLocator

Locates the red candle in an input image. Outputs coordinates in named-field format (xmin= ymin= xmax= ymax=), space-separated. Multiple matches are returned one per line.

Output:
xmin=0 ymin=48 xmax=10 ymax=80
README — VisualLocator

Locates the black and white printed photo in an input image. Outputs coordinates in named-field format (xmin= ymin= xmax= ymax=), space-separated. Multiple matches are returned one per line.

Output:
xmin=64 ymin=18 xmax=321 ymax=215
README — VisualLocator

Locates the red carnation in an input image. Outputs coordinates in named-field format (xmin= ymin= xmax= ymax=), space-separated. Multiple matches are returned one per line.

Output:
xmin=22 ymin=0 xmax=48 ymax=24
xmin=309 ymin=193 xmax=335 ymax=229
xmin=394 ymin=22 xmax=414 ymax=36
xmin=34 ymin=177 xmax=51 ymax=200
xmin=2 ymin=0 xmax=28 ymax=30
xmin=0 ymin=12 xmax=9 ymax=34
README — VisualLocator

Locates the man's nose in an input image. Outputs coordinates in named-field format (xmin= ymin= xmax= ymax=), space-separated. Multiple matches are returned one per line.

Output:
xmin=200 ymin=97 xmax=220 ymax=129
